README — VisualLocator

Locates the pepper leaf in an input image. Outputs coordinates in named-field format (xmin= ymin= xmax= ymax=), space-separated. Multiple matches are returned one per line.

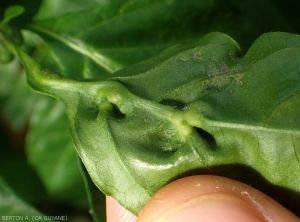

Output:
xmin=29 ymin=0 xmax=300 ymax=76
xmin=13 ymin=32 xmax=300 ymax=215
xmin=79 ymin=160 xmax=106 ymax=222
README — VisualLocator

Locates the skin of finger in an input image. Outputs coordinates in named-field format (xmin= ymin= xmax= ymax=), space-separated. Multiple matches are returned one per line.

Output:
xmin=137 ymin=175 xmax=300 ymax=222
xmin=106 ymin=196 xmax=137 ymax=222
xmin=158 ymin=193 xmax=265 ymax=222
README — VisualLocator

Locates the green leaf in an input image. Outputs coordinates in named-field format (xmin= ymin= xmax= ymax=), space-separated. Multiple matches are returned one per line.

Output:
xmin=0 ymin=32 xmax=90 ymax=209
xmin=16 ymin=32 xmax=300 ymax=215
xmin=30 ymin=0 xmax=213 ymax=74
xmin=0 ymin=59 xmax=37 ymax=130
xmin=79 ymin=160 xmax=106 ymax=222
xmin=26 ymin=97 xmax=88 ymax=208
xmin=0 ymin=59 xmax=18 ymax=99
xmin=0 ymin=147 xmax=46 ymax=205
xmin=0 ymin=176 xmax=46 ymax=218
xmin=0 ymin=43 xmax=13 ymax=63
xmin=0 ymin=0 xmax=41 ymax=27
xmin=0 ymin=119 xmax=46 ymax=205
xmin=29 ymin=0 xmax=300 ymax=76
xmin=2 ymin=0 xmax=300 ymax=217
xmin=35 ymin=0 xmax=104 ymax=19
xmin=26 ymin=31 xmax=110 ymax=80
xmin=0 ymin=5 xmax=24 ymax=26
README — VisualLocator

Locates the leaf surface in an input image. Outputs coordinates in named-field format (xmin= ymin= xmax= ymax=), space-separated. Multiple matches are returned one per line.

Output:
xmin=15 ymin=32 xmax=300 ymax=215
xmin=79 ymin=160 xmax=106 ymax=222
xmin=29 ymin=0 xmax=300 ymax=76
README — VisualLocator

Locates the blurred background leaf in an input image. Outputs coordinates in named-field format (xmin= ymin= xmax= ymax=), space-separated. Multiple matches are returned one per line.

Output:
xmin=0 ymin=176 xmax=46 ymax=217
xmin=0 ymin=39 xmax=91 ymax=220
xmin=0 ymin=117 xmax=45 ymax=205
xmin=0 ymin=0 xmax=41 ymax=27
xmin=0 ymin=5 xmax=24 ymax=26
xmin=0 ymin=121 xmax=47 ymax=217
xmin=0 ymin=60 xmax=37 ymax=130
xmin=79 ymin=161 xmax=106 ymax=222
xmin=26 ymin=97 xmax=88 ymax=209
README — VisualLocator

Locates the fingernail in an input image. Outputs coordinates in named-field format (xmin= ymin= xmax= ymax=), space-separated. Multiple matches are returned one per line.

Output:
xmin=157 ymin=193 xmax=265 ymax=222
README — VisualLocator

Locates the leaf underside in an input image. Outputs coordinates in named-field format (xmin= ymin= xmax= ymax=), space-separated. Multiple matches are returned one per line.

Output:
xmin=2 ymin=0 xmax=300 ymax=219
xmin=17 ymin=32 xmax=300 ymax=215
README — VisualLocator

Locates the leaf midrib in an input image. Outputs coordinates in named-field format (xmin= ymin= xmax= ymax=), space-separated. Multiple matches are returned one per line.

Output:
xmin=205 ymin=119 xmax=300 ymax=135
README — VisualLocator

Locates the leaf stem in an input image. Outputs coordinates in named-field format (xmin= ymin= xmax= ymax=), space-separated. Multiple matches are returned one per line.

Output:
xmin=28 ymin=24 xmax=123 ymax=73
xmin=2 ymin=37 xmax=80 ymax=99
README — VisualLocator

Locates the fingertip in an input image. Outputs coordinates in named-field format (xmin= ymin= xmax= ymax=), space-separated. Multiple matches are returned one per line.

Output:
xmin=137 ymin=175 xmax=299 ymax=222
